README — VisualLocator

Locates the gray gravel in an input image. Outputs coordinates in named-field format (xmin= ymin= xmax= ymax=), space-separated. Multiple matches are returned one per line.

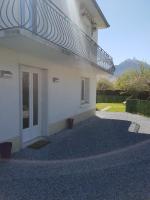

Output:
xmin=13 ymin=116 xmax=150 ymax=161
xmin=0 ymin=115 xmax=150 ymax=200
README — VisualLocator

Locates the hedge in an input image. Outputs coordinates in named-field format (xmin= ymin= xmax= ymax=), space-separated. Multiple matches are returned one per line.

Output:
xmin=96 ymin=90 xmax=149 ymax=103
xmin=97 ymin=90 xmax=125 ymax=95
xmin=126 ymin=99 xmax=150 ymax=117
xmin=96 ymin=94 xmax=127 ymax=103
xmin=96 ymin=90 xmax=128 ymax=103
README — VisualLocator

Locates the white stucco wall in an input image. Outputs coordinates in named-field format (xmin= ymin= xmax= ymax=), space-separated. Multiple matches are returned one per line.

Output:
xmin=0 ymin=65 xmax=20 ymax=142
xmin=48 ymin=64 xmax=96 ymax=124
xmin=92 ymin=30 xmax=98 ymax=43
xmin=0 ymin=46 xmax=97 ymax=143
xmin=47 ymin=0 xmax=97 ymax=41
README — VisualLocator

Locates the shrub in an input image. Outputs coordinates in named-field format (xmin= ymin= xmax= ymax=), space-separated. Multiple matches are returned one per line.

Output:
xmin=126 ymin=99 xmax=150 ymax=117
xmin=96 ymin=90 xmax=129 ymax=103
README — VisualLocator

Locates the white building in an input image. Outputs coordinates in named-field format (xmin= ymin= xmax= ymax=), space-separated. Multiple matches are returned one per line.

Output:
xmin=0 ymin=0 xmax=114 ymax=152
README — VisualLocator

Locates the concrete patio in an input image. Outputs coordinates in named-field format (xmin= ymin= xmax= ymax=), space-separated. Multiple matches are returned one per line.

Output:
xmin=0 ymin=114 xmax=150 ymax=200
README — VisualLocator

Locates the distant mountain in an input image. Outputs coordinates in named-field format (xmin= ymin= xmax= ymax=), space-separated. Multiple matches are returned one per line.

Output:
xmin=115 ymin=59 xmax=150 ymax=77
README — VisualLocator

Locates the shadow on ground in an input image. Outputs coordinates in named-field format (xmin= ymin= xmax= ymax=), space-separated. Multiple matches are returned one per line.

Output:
xmin=1 ymin=117 xmax=150 ymax=200
xmin=13 ymin=116 xmax=150 ymax=161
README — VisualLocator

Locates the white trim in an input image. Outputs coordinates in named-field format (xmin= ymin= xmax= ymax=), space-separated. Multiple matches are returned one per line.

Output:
xmin=41 ymin=69 xmax=49 ymax=137
xmin=81 ymin=77 xmax=90 ymax=105
xmin=19 ymin=65 xmax=23 ymax=149
xmin=19 ymin=64 xmax=48 ymax=147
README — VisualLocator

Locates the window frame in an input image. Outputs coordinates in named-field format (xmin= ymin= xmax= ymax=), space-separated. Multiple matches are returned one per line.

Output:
xmin=81 ymin=77 xmax=90 ymax=105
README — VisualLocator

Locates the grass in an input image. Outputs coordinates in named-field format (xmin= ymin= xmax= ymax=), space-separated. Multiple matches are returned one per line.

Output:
xmin=96 ymin=103 xmax=126 ymax=112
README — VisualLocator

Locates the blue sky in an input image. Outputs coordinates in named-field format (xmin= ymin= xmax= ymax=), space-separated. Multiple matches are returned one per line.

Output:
xmin=96 ymin=0 xmax=150 ymax=65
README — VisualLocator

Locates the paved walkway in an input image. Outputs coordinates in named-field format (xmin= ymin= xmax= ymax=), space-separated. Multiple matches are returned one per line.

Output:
xmin=101 ymin=106 xmax=111 ymax=111
xmin=0 ymin=114 xmax=150 ymax=200
xmin=97 ymin=111 xmax=150 ymax=134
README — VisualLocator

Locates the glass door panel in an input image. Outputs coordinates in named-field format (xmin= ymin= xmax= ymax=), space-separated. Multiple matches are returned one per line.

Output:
xmin=22 ymin=72 xmax=30 ymax=129
xmin=33 ymin=73 xmax=38 ymax=126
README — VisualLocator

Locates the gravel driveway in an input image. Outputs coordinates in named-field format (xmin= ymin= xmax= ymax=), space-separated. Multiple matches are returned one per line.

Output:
xmin=0 ymin=114 xmax=150 ymax=200
xmin=13 ymin=116 xmax=150 ymax=161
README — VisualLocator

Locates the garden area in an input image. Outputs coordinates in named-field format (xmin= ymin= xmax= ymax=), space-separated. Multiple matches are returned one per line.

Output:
xmin=96 ymin=103 xmax=125 ymax=112
xmin=96 ymin=65 xmax=150 ymax=117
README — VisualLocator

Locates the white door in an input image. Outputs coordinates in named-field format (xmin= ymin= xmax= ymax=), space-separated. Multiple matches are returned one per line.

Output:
xmin=21 ymin=66 xmax=42 ymax=144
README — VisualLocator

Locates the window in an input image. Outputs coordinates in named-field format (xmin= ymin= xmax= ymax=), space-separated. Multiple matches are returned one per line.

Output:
xmin=33 ymin=73 xmax=38 ymax=126
xmin=81 ymin=77 xmax=90 ymax=104
xmin=22 ymin=72 xmax=30 ymax=129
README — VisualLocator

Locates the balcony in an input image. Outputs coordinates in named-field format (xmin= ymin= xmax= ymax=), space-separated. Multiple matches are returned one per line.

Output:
xmin=0 ymin=0 xmax=114 ymax=73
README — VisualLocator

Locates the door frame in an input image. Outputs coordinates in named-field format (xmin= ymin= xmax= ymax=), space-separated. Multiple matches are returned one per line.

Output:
xmin=19 ymin=64 xmax=48 ymax=148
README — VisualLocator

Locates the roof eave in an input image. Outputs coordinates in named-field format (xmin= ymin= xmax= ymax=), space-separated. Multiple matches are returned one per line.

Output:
xmin=91 ymin=0 xmax=110 ymax=28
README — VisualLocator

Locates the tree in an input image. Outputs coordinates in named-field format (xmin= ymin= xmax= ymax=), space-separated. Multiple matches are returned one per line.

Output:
xmin=115 ymin=65 xmax=150 ymax=98
xmin=97 ymin=78 xmax=114 ymax=90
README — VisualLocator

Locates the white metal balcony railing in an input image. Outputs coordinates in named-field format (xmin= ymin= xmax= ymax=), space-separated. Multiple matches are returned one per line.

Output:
xmin=0 ymin=0 xmax=115 ymax=73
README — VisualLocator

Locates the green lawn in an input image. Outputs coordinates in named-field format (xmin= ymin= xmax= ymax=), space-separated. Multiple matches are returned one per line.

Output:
xmin=96 ymin=103 xmax=126 ymax=112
